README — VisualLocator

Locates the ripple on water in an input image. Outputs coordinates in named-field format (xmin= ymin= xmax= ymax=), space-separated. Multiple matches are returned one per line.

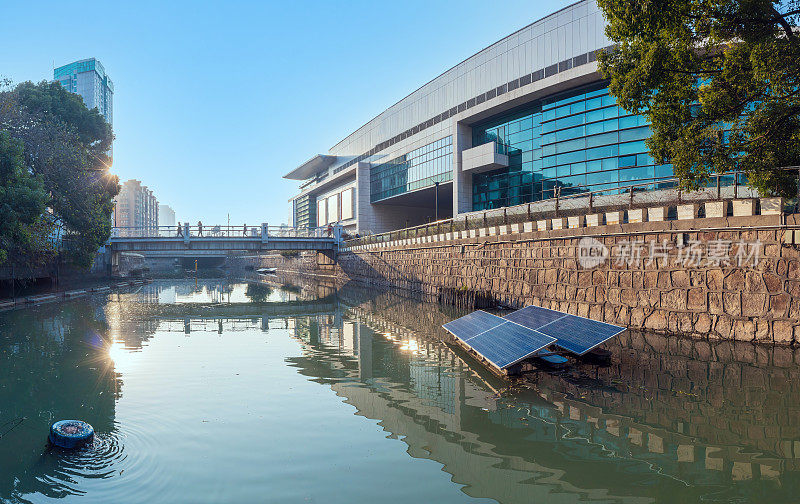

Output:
xmin=33 ymin=418 xmax=174 ymax=502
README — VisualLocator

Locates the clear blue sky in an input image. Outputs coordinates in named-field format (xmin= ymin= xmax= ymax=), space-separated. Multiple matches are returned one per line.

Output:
xmin=2 ymin=0 xmax=572 ymax=226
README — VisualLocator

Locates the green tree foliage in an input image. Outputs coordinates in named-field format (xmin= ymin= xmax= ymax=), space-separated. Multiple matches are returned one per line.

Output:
xmin=0 ymin=80 xmax=119 ymax=270
xmin=597 ymin=0 xmax=800 ymax=196
xmin=245 ymin=283 xmax=273 ymax=303
xmin=0 ymin=131 xmax=48 ymax=265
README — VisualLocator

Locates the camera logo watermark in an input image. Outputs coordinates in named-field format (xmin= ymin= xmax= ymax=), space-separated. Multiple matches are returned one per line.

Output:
xmin=578 ymin=237 xmax=609 ymax=269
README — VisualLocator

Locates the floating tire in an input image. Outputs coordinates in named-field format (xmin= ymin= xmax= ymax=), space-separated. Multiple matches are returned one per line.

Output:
xmin=49 ymin=420 xmax=94 ymax=449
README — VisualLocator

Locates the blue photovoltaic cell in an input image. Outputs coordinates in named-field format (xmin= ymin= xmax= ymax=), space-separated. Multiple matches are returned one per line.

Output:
xmin=536 ymin=316 xmax=625 ymax=355
xmin=442 ymin=310 xmax=504 ymax=342
xmin=504 ymin=305 xmax=625 ymax=356
xmin=466 ymin=322 xmax=556 ymax=369
xmin=504 ymin=305 xmax=566 ymax=329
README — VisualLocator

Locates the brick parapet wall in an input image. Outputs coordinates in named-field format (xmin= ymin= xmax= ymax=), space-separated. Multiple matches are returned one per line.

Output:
xmin=330 ymin=214 xmax=800 ymax=345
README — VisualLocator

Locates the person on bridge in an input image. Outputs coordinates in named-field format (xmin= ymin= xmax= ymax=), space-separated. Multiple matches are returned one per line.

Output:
xmin=197 ymin=221 xmax=203 ymax=236
xmin=177 ymin=225 xmax=183 ymax=237
xmin=326 ymin=224 xmax=333 ymax=237
xmin=243 ymin=224 xmax=247 ymax=237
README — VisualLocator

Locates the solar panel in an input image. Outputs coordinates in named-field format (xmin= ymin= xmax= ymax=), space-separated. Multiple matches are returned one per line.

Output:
xmin=503 ymin=305 xmax=625 ymax=356
xmin=442 ymin=310 xmax=504 ymax=342
xmin=504 ymin=305 xmax=566 ymax=330
xmin=466 ymin=322 xmax=556 ymax=369
xmin=536 ymin=316 xmax=624 ymax=355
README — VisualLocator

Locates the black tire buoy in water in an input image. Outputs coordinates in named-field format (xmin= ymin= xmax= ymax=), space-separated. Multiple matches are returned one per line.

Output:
xmin=49 ymin=420 xmax=94 ymax=449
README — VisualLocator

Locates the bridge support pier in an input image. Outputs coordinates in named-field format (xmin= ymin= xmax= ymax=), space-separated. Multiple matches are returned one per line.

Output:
xmin=110 ymin=251 xmax=120 ymax=277
xmin=316 ymin=250 xmax=336 ymax=271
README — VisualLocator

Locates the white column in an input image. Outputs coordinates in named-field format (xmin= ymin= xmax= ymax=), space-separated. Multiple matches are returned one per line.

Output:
xmin=452 ymin=121 xmax=473 ymax=216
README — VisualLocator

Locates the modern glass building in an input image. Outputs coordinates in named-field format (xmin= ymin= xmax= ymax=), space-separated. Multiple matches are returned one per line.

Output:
xmin=54 ymin=58 xmax=114 ymax=125
xmin=285 ymin=0 xmax=673 ymax=233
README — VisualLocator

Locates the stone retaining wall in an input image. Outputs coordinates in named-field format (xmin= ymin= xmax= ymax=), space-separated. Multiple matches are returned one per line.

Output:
xmin=329 ymin=214 xmax=800 ymax=345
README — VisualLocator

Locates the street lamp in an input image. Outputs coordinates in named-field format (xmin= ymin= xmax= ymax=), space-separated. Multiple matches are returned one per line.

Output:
xmin=434 ymin=181 xmax=440 ymax=222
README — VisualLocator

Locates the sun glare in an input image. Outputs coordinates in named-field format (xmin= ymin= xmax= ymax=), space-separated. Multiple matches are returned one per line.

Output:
xmin=107 ymin=340 xmax=136 ymax=372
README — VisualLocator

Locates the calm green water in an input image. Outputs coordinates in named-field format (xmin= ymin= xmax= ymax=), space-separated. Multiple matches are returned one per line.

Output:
xmin=1 ymin=279 xmax=799 ymax=504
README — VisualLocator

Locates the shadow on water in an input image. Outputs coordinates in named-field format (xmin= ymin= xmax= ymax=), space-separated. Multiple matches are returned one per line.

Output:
xmin=0 ymin=275 xmax=799 ymax=503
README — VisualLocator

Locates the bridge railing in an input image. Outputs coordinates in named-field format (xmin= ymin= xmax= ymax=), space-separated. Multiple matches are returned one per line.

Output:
xmin=111 ymin=224 xmax=336 ymax=240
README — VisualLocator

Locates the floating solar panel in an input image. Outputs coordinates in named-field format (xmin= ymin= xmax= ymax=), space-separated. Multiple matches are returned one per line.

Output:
xmin=504 ymin=305 xmax=625 ymax=355
xmin=465 ymin=322 xmax=556 ymax=369
xmin=442 ymin=310 xmax=504 ymax=342
xmin=504 ymin=305 xmax=565 ymax=329
xmin=536 ymin=316 xmax=624 ymax=355
xmin=442 ymin=310 xmax=557 ymax=370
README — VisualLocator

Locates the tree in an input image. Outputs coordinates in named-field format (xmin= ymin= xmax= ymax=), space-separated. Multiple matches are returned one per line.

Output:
xmin=597 ymin=0 xmax=800 ymax=196
xmin=0 ymin=131 xmax=48 ymax=265
xmin=0 ymin=81 xmax=119 ymax=269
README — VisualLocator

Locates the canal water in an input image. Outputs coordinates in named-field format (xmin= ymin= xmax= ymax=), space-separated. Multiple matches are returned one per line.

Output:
xmin=1 ymin=279 xmax=799 ymax=503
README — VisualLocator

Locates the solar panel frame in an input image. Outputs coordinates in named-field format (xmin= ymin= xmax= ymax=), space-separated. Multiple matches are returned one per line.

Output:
xmin=503 ymin=305 xmax=625 ymax=356
xmin=464 ymin=321 xmax=556 ymax=369
xmin=536 ymin=316 xmax=625 ymax=355
xmin=504 ymin=305 xmax=567 ymax=330
xmin=441 ymin=310 xmax=505 ymax=342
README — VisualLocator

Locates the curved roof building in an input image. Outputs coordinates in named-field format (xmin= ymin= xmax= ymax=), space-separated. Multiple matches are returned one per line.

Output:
xmin=285 ymin=0 xmax=673 ymax=233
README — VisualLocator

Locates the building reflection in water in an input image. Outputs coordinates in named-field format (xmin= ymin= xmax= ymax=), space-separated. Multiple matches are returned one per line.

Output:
xmin=285 ymin=287 xmax=800 ymax=503
xmin=2 ymin=278 xmax=799 ymax=503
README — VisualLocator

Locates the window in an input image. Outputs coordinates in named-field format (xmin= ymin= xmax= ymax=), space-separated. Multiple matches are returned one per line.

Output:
xmin=341 ymin=188 xmax=354 ymax=220
xmin=317 ymin=199 xmax=326 ymax=227
xmin=326 ymin=195 xmax=339 ymax=224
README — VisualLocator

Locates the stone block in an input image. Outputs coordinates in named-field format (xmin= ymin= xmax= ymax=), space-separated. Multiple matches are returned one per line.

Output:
xmin=628 ymin=208 xmax=646 ymax=223
xmin=605 ymin=211 xmax=623 ymax=225
xmin=704 ymin=201 xmax=728 ymax=218
xmin=551 ymin=217 xmax=566 ymax=230
xmin=677 ymin=203 xmax=698 ymax=220
xmin=677 ymin=445 xmax=695 ymax=462
xmin=511 ymin=223 xmax=520 ymax=233
xmin=648 ymin=207 xmax=667 ymax=222
xmin=537 ymin=220 xmax=549 ymax=231
xmin=567 ymin=215 xmax=584 ymax=229
xmin=523 ymin=221 xmax=534 ymax=233
xmin=586 ymin=214 xmax=603 ymax=226
xmin=499 ymin=225 xmax=508 ymax=235
xmin=732 ymin=199 xmax=756 ymax=216
xmin=761 ymin=197 xmax=783 ymax=215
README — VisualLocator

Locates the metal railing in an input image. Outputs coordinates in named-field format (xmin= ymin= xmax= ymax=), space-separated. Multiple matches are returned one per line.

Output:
xmin=111 ymin=224 xmax=336 ymax=240
xmin=345 ymin=169 xmax=792 ymax=248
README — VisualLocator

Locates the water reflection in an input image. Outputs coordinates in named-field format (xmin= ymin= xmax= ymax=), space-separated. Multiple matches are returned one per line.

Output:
xmin=289 ymin=285 xmax=800 ymax=503
xmin=0 ymin=302 xmax=120 ymax=502
xmin=0 ymin=279 xmax=798 ymax=503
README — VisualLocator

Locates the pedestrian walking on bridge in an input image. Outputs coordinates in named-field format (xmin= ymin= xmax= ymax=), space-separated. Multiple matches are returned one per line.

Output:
xmin=198 ymin=221 xmax=203 ymax=236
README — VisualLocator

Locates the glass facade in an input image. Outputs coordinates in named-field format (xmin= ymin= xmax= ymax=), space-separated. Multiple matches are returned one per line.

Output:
xmin=370 ymin=136 xmax=453 ymax=203
xmin=53 ymin=58 xmax=114 ymax=125
xmin=294 ymin=194 xmax=315 ymax=229
xmin=472 ymin=83 xmax=674 ymax=211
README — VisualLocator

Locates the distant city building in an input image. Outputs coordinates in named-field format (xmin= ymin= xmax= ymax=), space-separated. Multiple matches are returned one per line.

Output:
xmin=53 ymin=58 xmax=114 ymax=125
xmin=114 ymin=180 xmax=158 ymax=237
xmin=158 ymin=204 xmax=176 ymax=236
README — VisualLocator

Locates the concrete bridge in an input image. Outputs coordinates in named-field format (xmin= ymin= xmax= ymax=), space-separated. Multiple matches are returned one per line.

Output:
xmin=107 ymin=223 xmax=341 ymax=273
xmin=109 ymin=223 xmax=341 ymax=257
